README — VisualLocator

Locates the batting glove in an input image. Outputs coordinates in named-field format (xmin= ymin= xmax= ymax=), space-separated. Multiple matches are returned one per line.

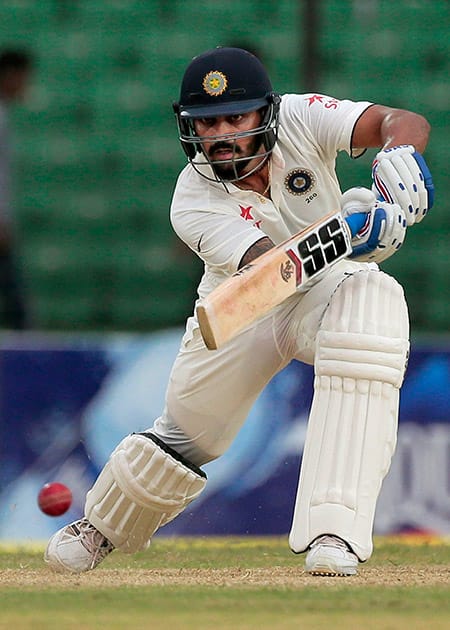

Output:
xmin=341 ymin=187 xmax=407 ymax=263
xmin=372 ymin=144 xmax=434 ymax=226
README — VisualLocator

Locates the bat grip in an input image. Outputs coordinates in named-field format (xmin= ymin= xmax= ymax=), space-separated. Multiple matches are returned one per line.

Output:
xmin=344 ymin=212 xmax=369 ymax=238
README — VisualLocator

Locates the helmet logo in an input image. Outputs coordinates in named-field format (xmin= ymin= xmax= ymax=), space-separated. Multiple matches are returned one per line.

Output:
xmin=203 ymin=70 xmax=228 ymax=97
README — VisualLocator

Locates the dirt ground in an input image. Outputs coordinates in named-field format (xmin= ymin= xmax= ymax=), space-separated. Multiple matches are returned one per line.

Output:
xmin=1 ymin=565 xmax=449 ymax=589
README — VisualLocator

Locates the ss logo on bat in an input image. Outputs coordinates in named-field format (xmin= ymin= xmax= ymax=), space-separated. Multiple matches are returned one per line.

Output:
xmin=285 ymin=217 xmax=348 ymax=284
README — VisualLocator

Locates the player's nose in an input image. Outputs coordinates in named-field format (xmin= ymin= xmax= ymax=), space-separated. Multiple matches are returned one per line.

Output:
xmin=211 ymin=117 xmax=236 ymax=137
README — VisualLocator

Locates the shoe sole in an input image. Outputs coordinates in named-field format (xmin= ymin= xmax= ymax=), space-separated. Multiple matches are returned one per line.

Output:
xmin=306 ymin=560 xmax=357 ymax=576
xmin=305 ymin=555 xmax=357 ymax=576
xmin=307 ymin=568 xmax=356 ymax=576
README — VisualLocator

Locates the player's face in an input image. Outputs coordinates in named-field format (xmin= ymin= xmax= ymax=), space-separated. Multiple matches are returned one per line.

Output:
xmin=194 ymin=111 xmax=264 ymax=180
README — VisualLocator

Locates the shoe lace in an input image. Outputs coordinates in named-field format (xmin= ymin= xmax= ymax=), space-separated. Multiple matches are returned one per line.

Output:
xmin=71 ymin=518 xmax=114 ymax=569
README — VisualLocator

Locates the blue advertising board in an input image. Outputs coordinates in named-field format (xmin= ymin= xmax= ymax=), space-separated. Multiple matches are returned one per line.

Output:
xmin=0 ymin=330 xmax=449 ymax=542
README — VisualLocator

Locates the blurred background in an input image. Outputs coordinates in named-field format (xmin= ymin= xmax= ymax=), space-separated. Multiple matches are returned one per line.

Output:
xmin=0 ymin=1 xmax=449 ymax=542
xmin=0 ymin=0 xmax=448 ymax=334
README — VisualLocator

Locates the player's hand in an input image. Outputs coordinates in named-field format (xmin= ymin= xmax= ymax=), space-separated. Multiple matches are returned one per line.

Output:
xmin=371 ymin=144 xmax=434 ymax=226
xmin=341 ymin=187 xmax=407 ymax=263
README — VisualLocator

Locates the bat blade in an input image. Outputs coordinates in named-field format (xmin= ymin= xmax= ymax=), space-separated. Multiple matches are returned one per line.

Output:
xmin=196 ymin=210 xmax=352 ymax=350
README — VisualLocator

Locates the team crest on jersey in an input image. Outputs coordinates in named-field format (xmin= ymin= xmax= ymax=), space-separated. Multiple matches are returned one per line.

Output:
xmin=284 ymin=168 xmax=315 ymax=195
xmin=203 ymin=71 xmax=228 ymax=96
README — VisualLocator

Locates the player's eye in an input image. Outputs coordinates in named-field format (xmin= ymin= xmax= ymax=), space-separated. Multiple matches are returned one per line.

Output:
xmin=198 ymin=117 xmax=216 ymax=127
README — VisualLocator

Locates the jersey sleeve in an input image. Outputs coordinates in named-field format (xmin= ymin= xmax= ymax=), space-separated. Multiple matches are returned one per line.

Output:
xmin=281 ymin=93 xmax=373 ymax=158
xmin=171 ymin=172 xmax=266 ymax=276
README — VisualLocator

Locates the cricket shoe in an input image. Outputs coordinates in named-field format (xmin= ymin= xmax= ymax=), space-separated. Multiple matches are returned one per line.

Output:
xmin=305 ymin=535 xmax=358 ymax=576
xmin=44 ymin=518 xmax=114 ymax=573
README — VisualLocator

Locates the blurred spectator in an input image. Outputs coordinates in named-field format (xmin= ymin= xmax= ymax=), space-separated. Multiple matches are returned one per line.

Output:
xmin=0 ymin=48 xmax=33 ymax=329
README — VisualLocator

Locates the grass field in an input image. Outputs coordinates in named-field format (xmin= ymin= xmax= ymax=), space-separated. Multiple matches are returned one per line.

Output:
xmin=1 ymin=535 xmax=449 ymax=630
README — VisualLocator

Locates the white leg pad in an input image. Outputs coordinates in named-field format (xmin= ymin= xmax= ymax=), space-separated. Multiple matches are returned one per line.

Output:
xmin=85 ymin=433 xmax=207 ymax=553
xmin=289 ymin=270 xmax=409 ymax=560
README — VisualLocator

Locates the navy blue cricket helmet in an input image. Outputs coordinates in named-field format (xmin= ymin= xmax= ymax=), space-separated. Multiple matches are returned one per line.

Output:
xmin=173 ymin=47 xmax=280 ymax=182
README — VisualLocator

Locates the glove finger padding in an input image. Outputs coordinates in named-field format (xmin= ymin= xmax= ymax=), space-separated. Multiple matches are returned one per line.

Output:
xmin=372 ymin=145 xmax=434 ymax=226
xmin=341 ymin=188 xmax=407 ymax=264
xmin=370 ymin=202 xmax=407 ymax=263
xmin=350 ymin=203 xmax=407 ymax=263
xmin=413 ymin=151 xmax=435 ymax=217
xmin=373 ymin=153 xmax=419 ymax=224
xmin=341 ymin=186 xmax=376 ymax=216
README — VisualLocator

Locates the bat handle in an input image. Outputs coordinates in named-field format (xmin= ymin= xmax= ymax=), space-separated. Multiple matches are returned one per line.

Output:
xmin=344 ymin=212 xmax=369 ymax=238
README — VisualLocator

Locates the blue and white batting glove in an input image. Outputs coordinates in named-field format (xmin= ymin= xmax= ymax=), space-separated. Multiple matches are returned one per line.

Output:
xmin=341 ymin=187 xmax=407 ymax=263
xmin=372 ymin=144 xmax=434 ymax=226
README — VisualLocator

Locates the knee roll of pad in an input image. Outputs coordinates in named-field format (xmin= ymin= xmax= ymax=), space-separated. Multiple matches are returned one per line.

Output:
xmin=317 ymin=270 xmax=409 ymax=386
xmin=85 ymin=433 xmax=207 ymax=553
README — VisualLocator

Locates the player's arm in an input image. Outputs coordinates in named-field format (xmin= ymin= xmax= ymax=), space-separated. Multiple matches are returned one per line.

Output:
xmin=352 ymin=104 xmax=430 ymax=151
xmin=238 ymin=236 xmax=274 ymax=268
xmin=352 ymin=105 xmax=434 ymax=225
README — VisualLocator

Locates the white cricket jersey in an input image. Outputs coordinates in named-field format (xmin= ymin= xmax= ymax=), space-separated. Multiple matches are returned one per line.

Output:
xmin=170 ymin=93 xmax=372 ymax=299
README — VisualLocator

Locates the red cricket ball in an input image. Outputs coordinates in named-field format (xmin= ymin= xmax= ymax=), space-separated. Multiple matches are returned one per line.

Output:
xmin=38 ymin=482 xmax=72 ymax=516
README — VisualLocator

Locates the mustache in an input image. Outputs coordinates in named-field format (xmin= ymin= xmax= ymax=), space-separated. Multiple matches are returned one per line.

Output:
xmin=208 ymin=141 xmax=242 ymax=157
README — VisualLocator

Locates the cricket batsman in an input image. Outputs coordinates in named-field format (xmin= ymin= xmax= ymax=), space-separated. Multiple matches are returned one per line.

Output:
xmin=45 ymin=47 xmax=433 ymax=576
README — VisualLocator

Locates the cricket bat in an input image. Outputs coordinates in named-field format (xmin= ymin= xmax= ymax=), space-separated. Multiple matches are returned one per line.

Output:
xmin=196 ymin=210 xmax=354 ymax=350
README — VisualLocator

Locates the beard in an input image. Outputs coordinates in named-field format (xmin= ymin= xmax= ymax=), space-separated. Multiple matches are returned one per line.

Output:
xmin=208 ymin=136 xmax=263 ymax=181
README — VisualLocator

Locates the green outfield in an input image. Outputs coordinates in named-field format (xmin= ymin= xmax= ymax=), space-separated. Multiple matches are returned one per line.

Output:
xmin=1 ymin=536 xmax=449 ymax=629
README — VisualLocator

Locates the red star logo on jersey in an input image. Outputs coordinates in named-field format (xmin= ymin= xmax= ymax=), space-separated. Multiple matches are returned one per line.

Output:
xmin=306 ymin=94 xmax=325 ymax=106
xmin=240 ymin=205 xmax=254 ymax=221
